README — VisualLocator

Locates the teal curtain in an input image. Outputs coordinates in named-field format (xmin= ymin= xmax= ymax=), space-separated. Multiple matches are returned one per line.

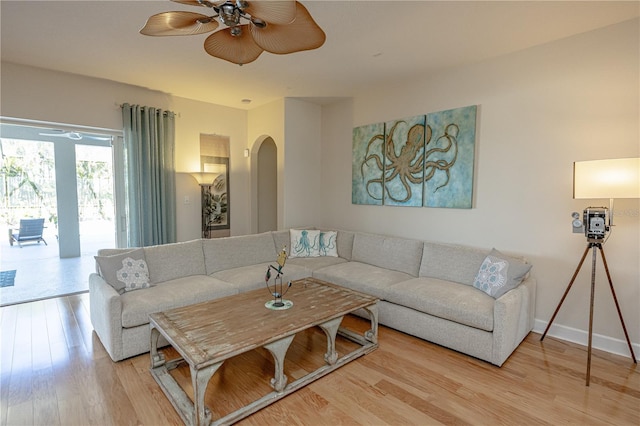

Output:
xmin=122 ymin=103 xmax=176 ymax=247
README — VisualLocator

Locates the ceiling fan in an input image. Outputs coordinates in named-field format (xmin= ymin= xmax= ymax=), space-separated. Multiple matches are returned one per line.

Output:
xmin=140 ymin=0 xmax=326 ymax=66
xmin=39 ymin=130 xmax=111 ymax=141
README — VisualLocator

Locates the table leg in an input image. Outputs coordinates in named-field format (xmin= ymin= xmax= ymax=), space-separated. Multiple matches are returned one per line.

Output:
xmin=318 ymin=316 xmax=344 ymax=365
xmin=362 ymin=304 xmax=379 ymax=344
xmin=191 ymin=361 xmax=223 ymax=426
xmin=264 ymin=335 xmax=295 ymax=392
xmin=150 ymin=326 xmax=165 ymax=368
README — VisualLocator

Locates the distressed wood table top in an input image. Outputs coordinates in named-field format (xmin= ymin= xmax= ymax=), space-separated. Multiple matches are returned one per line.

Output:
xmin=149 ymin=277 xmax=378 ymax=369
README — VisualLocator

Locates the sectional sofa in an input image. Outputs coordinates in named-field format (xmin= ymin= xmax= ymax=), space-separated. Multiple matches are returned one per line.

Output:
xmin=89 ymin=229 xmax=536 ymax=366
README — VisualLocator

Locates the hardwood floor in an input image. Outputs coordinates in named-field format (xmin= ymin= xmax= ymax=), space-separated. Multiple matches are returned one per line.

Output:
xmin=1 ymin=293 xmax=638 ymax=425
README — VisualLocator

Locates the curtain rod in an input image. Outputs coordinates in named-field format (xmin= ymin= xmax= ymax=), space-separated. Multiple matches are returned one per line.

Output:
xmin=116 ymin=102 xmax=181 ymax=118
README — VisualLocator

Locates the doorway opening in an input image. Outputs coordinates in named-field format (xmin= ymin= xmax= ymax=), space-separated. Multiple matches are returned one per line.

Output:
xmin=250 ymin=136 xmax=278 ymax=234
xmin=0 ymin=121 xmax=121 ymax=306
xmin=257 ymin=137 xmax=277 ymax=233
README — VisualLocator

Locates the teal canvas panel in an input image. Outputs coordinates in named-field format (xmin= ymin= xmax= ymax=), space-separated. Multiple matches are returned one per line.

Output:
xmin=424 ymin=105 xmax=477 ymax=209
xmin=352 ymin=123 xmax=385 ymax=205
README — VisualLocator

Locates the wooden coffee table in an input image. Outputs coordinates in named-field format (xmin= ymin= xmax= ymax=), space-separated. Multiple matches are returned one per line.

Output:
xmin=149 ymin=277 xmax=379 ymax=426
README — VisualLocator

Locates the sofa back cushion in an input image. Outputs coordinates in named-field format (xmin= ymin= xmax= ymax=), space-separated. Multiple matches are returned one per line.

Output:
xmin=203 ymin=232 xmax=276 ymax=274
xmin=420 ymin=242 xmax=488 ymax=285
xmin=144 ymin=239 xmax=206 ymax=284
xmin=272 ymin=230 xmax=291 ymax=254
xmin=335 ymin=230 xmax=355 ymax=260
xmin=351 ymin=232 xmax=423 ymax=276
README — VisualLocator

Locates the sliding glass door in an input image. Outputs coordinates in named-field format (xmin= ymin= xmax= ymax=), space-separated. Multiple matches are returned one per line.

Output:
xmin=1 ymin=121 xmax=123 ymax=304
xmin=1 ymin=123 xmax=120 ymax=256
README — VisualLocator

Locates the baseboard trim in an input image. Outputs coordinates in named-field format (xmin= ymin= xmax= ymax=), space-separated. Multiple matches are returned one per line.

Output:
xmin=532 ymin=319 xmax=638 ymax=361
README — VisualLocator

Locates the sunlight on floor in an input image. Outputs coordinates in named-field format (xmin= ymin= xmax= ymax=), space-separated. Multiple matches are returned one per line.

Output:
xmin=0 ymin=220 xmax=115 ymax=306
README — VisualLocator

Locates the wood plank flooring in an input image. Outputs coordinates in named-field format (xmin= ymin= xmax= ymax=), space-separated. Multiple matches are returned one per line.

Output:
xmin=1 ymin=293 xmax=638 ymax=425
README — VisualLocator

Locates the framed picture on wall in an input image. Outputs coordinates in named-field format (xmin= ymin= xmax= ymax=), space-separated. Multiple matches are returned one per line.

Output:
xmin=200 ymin=156 xmax=230 ymax=232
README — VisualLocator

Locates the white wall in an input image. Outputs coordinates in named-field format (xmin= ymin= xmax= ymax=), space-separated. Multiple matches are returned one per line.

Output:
xmin=283 ymin=98 xmax=322 ymax=228
xmin=171 ymin=97 xmax=249 ymax=239
xmin=319 ymin=19 xmax=640 ymax=355
xmin=248 ymin=98 xmax=323 ymax=231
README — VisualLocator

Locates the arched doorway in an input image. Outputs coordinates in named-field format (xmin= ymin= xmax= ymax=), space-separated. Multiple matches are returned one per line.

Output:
xmin=256 ymin=137 xmax=277 ymax=233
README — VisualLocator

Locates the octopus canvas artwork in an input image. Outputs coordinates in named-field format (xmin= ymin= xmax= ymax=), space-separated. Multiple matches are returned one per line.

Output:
xmin=352 ymin=105 xmax=477 ymax=209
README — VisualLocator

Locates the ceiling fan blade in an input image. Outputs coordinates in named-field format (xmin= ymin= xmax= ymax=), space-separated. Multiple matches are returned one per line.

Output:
xmin=140 ymin=11 xmax=219 ymax=36
xmin=39 ymin=131 xmax=111 ymax=141
xmin=39 ymin=131 xmax=69 ymax=138
xmin=85 ymin=135 xmax=112 ymax=141
xmin=204 ymin=25 xmax=264 ymax=65
xmin=244 ymin=0 xmax=297 ymax=25
xmin=171 ymin=0 xmax=224 ymax=7
xmin=250 ymin=2 xmax=325 ymax=54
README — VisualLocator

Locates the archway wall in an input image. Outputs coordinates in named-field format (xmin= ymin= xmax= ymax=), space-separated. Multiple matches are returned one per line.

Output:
xmin=248 ymin=98 xmax=323 ymax=233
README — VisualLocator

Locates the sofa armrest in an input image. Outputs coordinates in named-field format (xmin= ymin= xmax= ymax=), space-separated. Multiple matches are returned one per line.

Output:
xmin=89 ymin=273 xmax=124 ymax=361
xmin=491 ymin=276 xmax=537 ymax=366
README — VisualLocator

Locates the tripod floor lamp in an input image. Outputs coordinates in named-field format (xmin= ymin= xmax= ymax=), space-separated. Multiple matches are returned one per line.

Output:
xmin=541 ymin=157 xmax=639 ymax=386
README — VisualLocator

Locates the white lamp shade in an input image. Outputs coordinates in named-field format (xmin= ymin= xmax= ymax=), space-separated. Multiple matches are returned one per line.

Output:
xmin=573 ymin=158 xmax=640 ymax=199
xmin=191 ymin=172 xmax=219 ymax=185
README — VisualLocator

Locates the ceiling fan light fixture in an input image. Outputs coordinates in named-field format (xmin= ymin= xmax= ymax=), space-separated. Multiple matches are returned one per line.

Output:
xmin=219 ymin=3 xmax=241 ymax=26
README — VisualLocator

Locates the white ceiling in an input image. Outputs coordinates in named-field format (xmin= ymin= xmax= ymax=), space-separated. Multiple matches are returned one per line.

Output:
xmin=1 ymin=1 xmax=638 ymax=110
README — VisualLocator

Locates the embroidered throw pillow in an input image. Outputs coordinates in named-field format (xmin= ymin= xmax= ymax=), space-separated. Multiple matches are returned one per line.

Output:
xmin=289 ymin=229 xmax=321 ymax=258
xmin=319 ymin=231 xmax=338 ymax=257
xmin=95 ymin=248 xmax=152 ymax=294
xmin=473 ymin=249 xmax=532 ymax=299
xmin=117 ymin=257 xmax=151 ymax=292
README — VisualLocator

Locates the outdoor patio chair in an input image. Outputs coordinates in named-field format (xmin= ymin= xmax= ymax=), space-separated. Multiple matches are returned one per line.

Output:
xmin=10 ymin=218 xmax=47 ymax=247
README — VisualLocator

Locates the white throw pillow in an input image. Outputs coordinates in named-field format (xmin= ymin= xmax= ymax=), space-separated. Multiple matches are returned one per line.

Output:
xmin=117 ymin=256 xmax=151 ymax=292
xmin=473 ymin=249 xmax=532 ymax=299
xmin=95 ymin=248 xmax=152 ymax=293
xmin=319 ymin=231 xmax=338 ymax=257
xmin=289 ymin=229 xmax=321 ymax=258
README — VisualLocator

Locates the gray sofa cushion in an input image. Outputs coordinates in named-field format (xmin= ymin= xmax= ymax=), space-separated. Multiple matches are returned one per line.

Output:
xmin=212 ymin=263 xmax=311 ymax=293
xmin=286 ymin=256 xmax=347 ymax=271
xmin=313 ymin=261 xmax=412 ymax=300
xmin=335 ymin=230 xmax=355 ymax=260
xmin=387 ymin=277 xmax=495 ymax=332
xmin=352 ymin=232 xmax=423 ymax=276
xmin=120 ymin=275 xmax=237 ymax=328
xmin=272 ymin=230 xmax=291 ymax=254
xmin=144 ymin=239 xmax=206 ymax=284
xmin=420 ymin=242 xmax=488 ymax=285
xmin=203 ymin=232 xmax=276 ymax=274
